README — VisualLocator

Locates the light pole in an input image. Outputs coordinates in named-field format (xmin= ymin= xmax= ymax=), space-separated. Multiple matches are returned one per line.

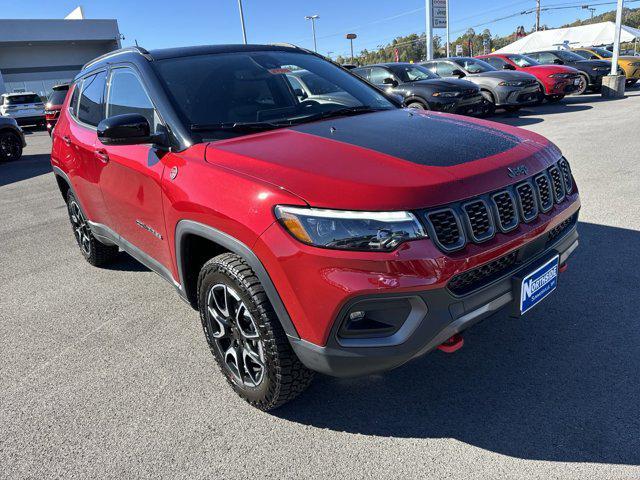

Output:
xmin=446 ymin=0 xmax=450 ymax=57
xmin=611 ymin=0 xmax=624 ymax=77
xmin=535 ymin=0 xmax=541 ymax=31
xmin=237 ymin=0 xmax=247 ymax=44
xmin=425 ymin=0 xmax=433 ymax=60
xmin=346 ymin=33 xmax=357 ymax=63
xmin=305 ymin=14 xmax=320 ymax=52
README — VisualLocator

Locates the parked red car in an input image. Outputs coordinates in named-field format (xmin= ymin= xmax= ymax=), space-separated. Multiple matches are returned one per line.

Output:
xmin=51 ymin=45 xmax=580 ymax=410
xmin=476 ymin=53 xmax=581 ymax=102
xmin=44 ymin=84 xmax=69 ymax=135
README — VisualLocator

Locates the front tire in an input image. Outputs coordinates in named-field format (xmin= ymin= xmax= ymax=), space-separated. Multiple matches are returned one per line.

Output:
xmin=66 ymin=191 xmax=119 ymax=266
xmin=575 ymin=74 xmax=589 ymax=95
xmin=198 ymin=253 xmax=313 ymax=410
xmin=0 ymin=131 xmax=23 ymax=162
xmin=406 ymin=101 xmax=427 ymax=110
xmin=546 ymin=94 xmax=565 ymax=103
xmin=479 ymin=91 xmax=496 ymax=117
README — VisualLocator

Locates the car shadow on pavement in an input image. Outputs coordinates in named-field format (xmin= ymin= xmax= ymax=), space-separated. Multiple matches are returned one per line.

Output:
xmin=277 ymin=221 xmax=640 ymax=466
xmin=0 ymin=154 xmax=52 ymax=187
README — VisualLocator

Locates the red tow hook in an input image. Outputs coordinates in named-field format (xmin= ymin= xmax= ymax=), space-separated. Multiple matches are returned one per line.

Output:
xmin=559 ymin=262 xmax=568 ymax=273
xmin=437 ymin=333 xmax=464 ymax=353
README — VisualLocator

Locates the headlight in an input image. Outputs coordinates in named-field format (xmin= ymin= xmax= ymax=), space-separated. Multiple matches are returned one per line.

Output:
xmin=548 ymin=73 xmax=571 ymax=78
xmin=432 ymin=91 xmax=460 ymax=97
xmin=498 ymin=81 xmax=524 ymax=87
xmin=274 ymin=206 xmax=426 ymax=251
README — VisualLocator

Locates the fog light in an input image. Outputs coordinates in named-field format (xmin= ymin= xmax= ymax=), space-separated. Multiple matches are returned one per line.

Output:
xmin=338 ymin=298 xmax=413 ymax=340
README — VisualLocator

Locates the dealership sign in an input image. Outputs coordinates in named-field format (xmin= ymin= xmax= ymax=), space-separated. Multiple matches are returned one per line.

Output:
xmin=432 ymin=0 xmax=447 ymax=28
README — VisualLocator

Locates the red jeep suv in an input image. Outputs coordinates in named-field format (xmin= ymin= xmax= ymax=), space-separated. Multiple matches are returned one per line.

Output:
xmin=50 ymin=45 xmax=580 ymax=410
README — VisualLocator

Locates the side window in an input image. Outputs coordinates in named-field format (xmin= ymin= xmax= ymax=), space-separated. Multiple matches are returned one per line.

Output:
xmin=573 ymin=50 xmax=591 ymax=59
xmin=422 ymin=62 xmax=438 ymax=75
xmin=353 ymin=68 xmax=370 ymax=81
xmin=68 ymin=82 xmax=80 ymax=117
xmin=436 ymin=62 xmax=457 ymax=77
xmin=77 ymin=71 xmax=107 ymax=127
xmin=534 ymin=52 xmax=556 ymax=64
xmin=369 ymin=67 xmax=390 ymax=84
xmin=484 ymin=56 xmax=506 ymax=69
xmin=107 ymin=68 xmax=160 ymax=133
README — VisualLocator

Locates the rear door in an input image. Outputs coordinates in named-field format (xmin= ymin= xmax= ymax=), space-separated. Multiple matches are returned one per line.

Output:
xmin=98 ymin=66 xmax=172 ymax=269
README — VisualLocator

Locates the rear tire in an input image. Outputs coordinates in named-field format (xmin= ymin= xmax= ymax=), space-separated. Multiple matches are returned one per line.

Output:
xmin=0 ymin=131 xmax=23 ymax=162
xmin=198 ymin=253 xmax=313 ymax=411
xmin=66 ymin=191 xmax=119 ymax=266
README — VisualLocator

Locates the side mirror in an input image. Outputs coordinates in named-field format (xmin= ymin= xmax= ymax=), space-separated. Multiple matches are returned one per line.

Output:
xmin=553 ymin=58 xmax=564 ymax=65
xmin=451 ymin=69 xmax=466 ymax=78
xmin=502 ymin=64 xmax=516 ymax=70
xmin=293 ymin=88 xmax=308 ymax=99
xmin=97 ymin=113 xmax=165 ymax=146
xmin=382 ymin=77 xmax=399 ymax=87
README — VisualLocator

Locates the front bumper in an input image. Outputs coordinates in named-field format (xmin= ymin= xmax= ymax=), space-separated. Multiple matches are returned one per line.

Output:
xmin=430 ymin=93 xmax=485 ymax=114
xmin=290 ymin=218 xmax=579 ymax=377
xmin=494 ymin=84 xmax=541 ymax=106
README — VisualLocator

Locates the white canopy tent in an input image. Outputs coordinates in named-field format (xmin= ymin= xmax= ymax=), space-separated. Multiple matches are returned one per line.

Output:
xmin=495 ymin=21 xmax=640 ymax=54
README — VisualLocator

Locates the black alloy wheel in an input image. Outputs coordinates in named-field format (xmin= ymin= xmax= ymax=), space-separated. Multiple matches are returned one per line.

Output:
xmin=0 ymin=131 xmax=22 ymax=162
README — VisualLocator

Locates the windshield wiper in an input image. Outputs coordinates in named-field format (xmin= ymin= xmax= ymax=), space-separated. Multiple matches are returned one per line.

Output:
xmin=292 ymin=106 xmax=389 ymax=124
xmin=189 ymin=121 xmax=290 ymax=133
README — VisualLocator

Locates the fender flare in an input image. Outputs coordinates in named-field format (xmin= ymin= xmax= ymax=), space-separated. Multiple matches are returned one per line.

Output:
xmin=403 ymin=96 xmax=431 ymax=109
xmin=175 ymin=220 xmax=300 ymax=340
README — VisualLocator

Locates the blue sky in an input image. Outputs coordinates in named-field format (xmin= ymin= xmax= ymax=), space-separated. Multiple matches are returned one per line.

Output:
xmin=2 ymin=0 xmax=622 ymax=57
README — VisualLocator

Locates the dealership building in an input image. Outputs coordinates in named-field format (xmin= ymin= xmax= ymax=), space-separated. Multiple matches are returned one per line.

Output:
xmin=0 ymin=12 xmax=121 ymax=99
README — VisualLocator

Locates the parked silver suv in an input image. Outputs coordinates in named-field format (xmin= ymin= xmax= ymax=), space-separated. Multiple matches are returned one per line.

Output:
xmin=0 ymin=92 xmax=45 ymax=128
xmin=422 ymin=57 xmax=541 ymax=114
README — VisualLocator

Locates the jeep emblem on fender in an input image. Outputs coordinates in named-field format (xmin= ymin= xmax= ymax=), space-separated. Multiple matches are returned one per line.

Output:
xmin=507 ymin=165 xmax=528 ymax=178
xmin=170 ymin=166 xmax=178 ymax=180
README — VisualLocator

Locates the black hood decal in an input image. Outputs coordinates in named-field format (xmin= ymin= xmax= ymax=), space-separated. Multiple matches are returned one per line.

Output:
xmin=291 ymin=109 xmax=521 ymax=167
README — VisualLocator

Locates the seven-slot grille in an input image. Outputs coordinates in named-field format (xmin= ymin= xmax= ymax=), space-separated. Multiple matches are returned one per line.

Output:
xmin=462 ymin=200 xmax=494 ymax=241
xmin=492 ymin=191 xmax=518 ymax=232
xmin=421 ymin=158 xmax=575 ymax=253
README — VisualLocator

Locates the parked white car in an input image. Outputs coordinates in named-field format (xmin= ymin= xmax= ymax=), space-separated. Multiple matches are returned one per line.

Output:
xmin=0 ymin=92 xmax=45 ymax=127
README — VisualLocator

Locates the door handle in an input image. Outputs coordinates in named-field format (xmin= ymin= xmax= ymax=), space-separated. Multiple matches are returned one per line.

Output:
xmin=62 ymin=135 xmax=72 ymax=146
xmin=95 ymin=149 xmax=109 ymax=164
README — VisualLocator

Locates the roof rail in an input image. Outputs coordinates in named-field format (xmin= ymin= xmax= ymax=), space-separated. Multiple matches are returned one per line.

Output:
xmin=269 ymin=42 xmax=303 ymax=50
xmin=82 ymin=46 xmax=152 ymax=71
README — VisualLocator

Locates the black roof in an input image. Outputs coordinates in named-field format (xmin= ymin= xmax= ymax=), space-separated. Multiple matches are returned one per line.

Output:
xmin=81 ymin=43 xmax=306 ymax=75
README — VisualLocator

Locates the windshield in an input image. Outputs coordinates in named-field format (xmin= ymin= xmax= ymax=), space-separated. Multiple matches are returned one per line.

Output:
xmin=4 ymin=94 xmax=42 ymax=105
xmin=453 ymin=57 xmax=496 ymax=74
xmin=295 ymin=71 xmax=342 ymax=95
xmin=555 ymin=50 xmax=585 ymax=62
xmin=388 ymin=64 xmax=438 ymax=82
xmin=152 ymin=50 xmax=395 ymax=140
xmin=48 ymin=89 xmax=68 ymax=105
xmin=591 ymin=47 xmax=613 ymax=58
xmin=507 ymin=54 xmax=540 ymax=67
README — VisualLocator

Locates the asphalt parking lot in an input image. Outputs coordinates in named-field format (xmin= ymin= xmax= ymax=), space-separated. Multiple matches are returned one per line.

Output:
xmin=1 ymin=90 xmax=639 ymax=480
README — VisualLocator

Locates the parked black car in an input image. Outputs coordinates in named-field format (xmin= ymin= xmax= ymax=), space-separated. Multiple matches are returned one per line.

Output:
xmin=0 ymin=116 xmax=26 ymax=162
xmin=526 ymin=50 xmax=619 ymax=94
xmin=353 ymin=63 xmax=488 ymax=115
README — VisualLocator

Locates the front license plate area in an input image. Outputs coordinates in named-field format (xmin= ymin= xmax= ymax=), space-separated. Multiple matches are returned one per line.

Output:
xmin=513 ymin=255 xmax=559 ymax=316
